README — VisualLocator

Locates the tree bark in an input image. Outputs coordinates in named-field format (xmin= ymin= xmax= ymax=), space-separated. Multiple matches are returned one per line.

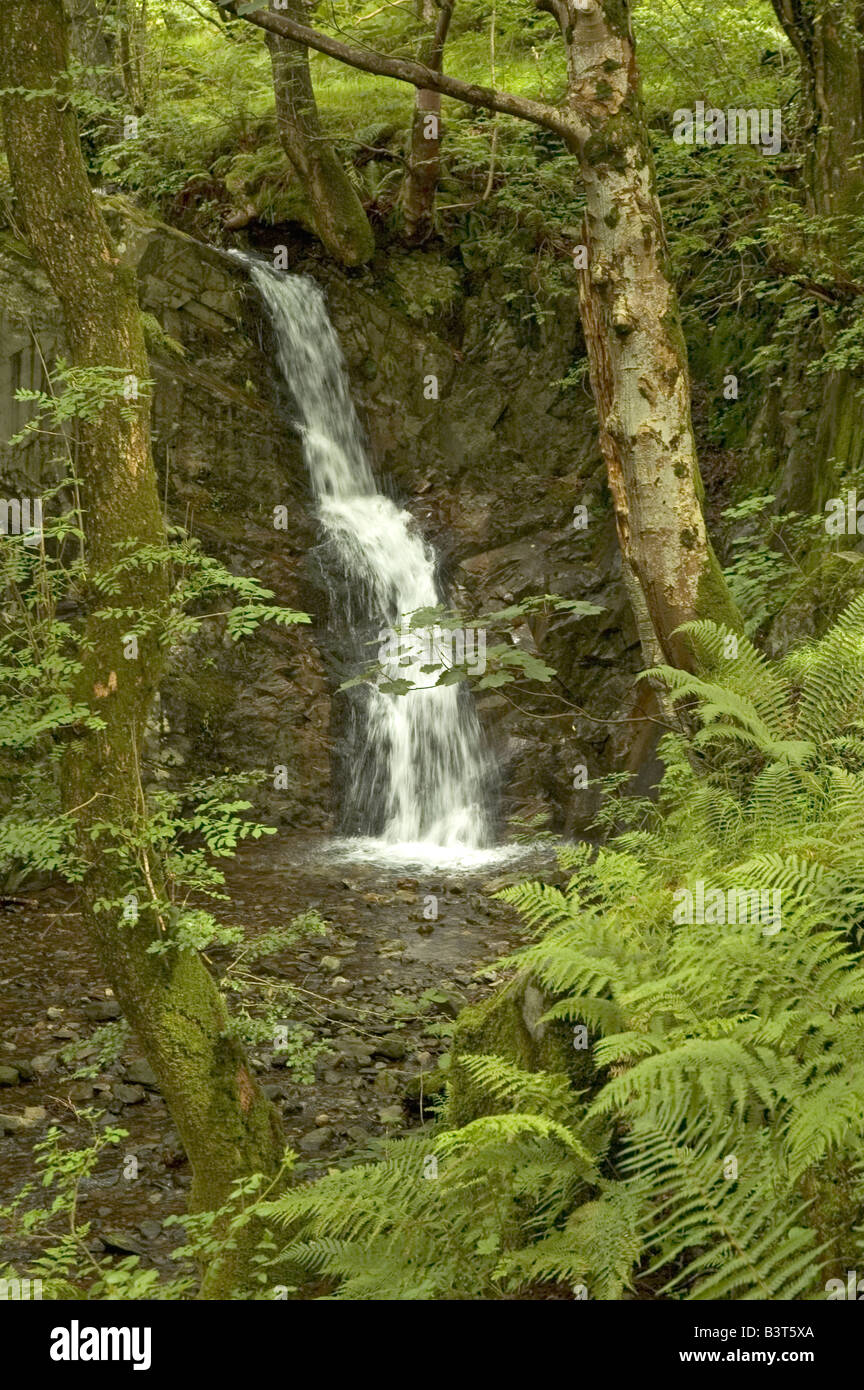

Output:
xmin=763 ymin=3 xmax=864 ymax=513
xmin=0 ymin=0 xmax=284 ymax=1298
xmin=400 ymin=0 xmax=453 ymax=243
xmin=772 ymin=1 xmax=864 ymax=223
xmin=224 ymin=0 xmax=741 ymax=667
xmin=266 ymin=0 xmax=374 ymax=265
xmin=556 ymin=1 xmax=741 ymax=666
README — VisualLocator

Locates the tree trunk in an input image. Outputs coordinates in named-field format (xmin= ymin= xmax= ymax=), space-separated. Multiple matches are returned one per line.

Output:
xmin=0 ymin=0 xmax=284 ymax=1298
xmin=224 ymin=0 xmax=744 ymax=665
xmin=767 ymin=2 xmax=864 ymax=513
xmin=266 ymin=0 xmax=374 ymax=265
xmin=400 ymin=0 xmax=452 ymax=243
xmin=772 ymin=1 xmax=864 ymax=224
xmin=554 ymin=0 xmax=740 ymax=666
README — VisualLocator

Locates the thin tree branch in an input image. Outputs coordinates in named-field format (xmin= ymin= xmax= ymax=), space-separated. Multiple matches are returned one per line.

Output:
xmin=215 ymin=1 xmax=580 ymax=142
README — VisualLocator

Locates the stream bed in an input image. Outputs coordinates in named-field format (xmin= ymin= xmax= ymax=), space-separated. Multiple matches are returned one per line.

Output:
xmin=0 ymin=833 xmax=555 ymax=1275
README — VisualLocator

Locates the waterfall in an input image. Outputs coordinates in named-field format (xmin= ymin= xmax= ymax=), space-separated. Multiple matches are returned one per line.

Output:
xmin=242 ymin=259 xmax=495 ymax=858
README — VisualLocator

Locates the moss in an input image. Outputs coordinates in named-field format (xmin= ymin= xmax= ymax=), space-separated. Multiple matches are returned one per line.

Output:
xmin=583 ymin=131 xmax=628 ymax=173
xmin=696 ymin=545 xmax=744 ymax=633
xmin=446 ymin=973 xmax=594 ymax=1128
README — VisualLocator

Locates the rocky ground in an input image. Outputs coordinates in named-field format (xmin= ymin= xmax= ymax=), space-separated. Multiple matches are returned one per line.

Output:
xmin=0 ymin=833 xmax=553 ymax=1279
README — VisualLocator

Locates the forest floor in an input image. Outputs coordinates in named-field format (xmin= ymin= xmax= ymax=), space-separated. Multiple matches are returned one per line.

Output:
xmin=0 ymin=834 xmax=553 ymax=1277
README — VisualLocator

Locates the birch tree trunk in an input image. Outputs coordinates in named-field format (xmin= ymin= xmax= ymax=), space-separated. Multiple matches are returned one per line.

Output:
xmin=0 ymin=0 xmax=284 ymax=1298
xmin=553 ymin=0 xmax=740 ymax=666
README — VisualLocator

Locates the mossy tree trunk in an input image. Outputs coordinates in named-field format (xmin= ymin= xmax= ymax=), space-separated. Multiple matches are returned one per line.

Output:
xmin=229 ymin=0 xmax=742 ymax=668
xmin=768 ymin=3 xmax=864 ymax=511
xmin=400 ymin=0 xmax=453 ymax=244
xmin=266 ymin=0 xmax=374 ymax=265
xmin=0 ymin=0 xmax=284 ymax=1298
xmin=772 ymin=1 xmax=864 ymax=226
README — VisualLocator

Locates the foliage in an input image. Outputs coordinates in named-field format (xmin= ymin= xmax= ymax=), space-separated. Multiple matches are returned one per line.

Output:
xmin=0 ymin=1116 xmax=193 ymax=1300
xmin=237 ymin=599 xmax=864 ymax=1299
xmin=0 ymin=350 xmax=320 ymax=1071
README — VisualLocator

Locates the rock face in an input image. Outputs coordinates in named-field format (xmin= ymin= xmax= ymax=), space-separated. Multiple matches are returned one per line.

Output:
xmin=0 ymin=203 xmax=643 ymax=834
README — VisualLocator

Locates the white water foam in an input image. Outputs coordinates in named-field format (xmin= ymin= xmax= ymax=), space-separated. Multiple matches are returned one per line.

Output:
xmin=242 ymin=260 xmax=503 ymax=865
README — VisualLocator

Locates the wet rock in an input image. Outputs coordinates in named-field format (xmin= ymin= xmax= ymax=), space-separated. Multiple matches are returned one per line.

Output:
xmin=31 ymin=1053 xmax=57 ymax=1076
xmin=297 ymin=1126 xmax=334 ymax=1153
xmin=124 ymin=1058 xmax=158 ymax=1088
xmin=99 ymin=1229 xmax=145 ymax=1256
xmin=372 ymin=1034 xmax=408 ymax=1060
xmin=0 ymin=1065 xmax=20 ymax=1086
xmin=137 ymin=1220 xmax=163 ymax=1241
xmin=83 ymin=998 xmax=122 ymax=1022
xmin=319 ymin=955 xmax=341 ymax=973
xmin=377 ymin=1105 xmax=403 ymax=1126
xmin=68 ymin=1082 xmax=96 ymax=1102
xmin=330 ymin=976 xmax=353 ymax=996
xmin=112 ymin=1083 xmax=146 ymax=1105
xmin=0 ymin=1113 xmax=25 ymax=1134
xmin=373 ymin=1070 xmax=403 ymax=1095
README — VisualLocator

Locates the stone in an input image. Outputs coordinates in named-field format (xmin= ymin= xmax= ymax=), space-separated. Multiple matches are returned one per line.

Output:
xmin=68 ymin=1082 xmax=96 ymax=1102
xmin=112 ymin=1083 xmax=146 ymax=1105
xmin=124 ymin=1058 xmax=158 ymax=1088
xmin=330 ymin=976 xmax=353 ymax=996
xmin=373 ymin=1070 xmax=402 ymax=1095
xmin=83 ymin=998 xmax=122 ymax=1022
xmin=297 ymin=1126 xmax=334 ymax=1153
xmin=372 ymin=1034 xmax=408 ymax=1060
xmin=0 ymin=1065 xmax=20 ymax=1086
xmin=377 ymin=1105 xmax=403 ymax=1126
xmin=99 ymin=1229 xmax=145 ymax=1256
xmin=319 ymin=955 xmax=341 ymax=973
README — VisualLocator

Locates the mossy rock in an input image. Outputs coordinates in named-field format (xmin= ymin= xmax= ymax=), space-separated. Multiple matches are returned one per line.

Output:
xmin=446 ymin=973 xmax=595 ymax=1128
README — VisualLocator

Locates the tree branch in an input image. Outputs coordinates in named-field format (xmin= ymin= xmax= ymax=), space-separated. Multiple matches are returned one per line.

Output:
xmin=215 ymin=1 xmax=580 ymax=143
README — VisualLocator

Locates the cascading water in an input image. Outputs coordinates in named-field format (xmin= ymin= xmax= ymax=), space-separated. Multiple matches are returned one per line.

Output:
xmin=242 ymin=258 xmax=499 ymax=864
